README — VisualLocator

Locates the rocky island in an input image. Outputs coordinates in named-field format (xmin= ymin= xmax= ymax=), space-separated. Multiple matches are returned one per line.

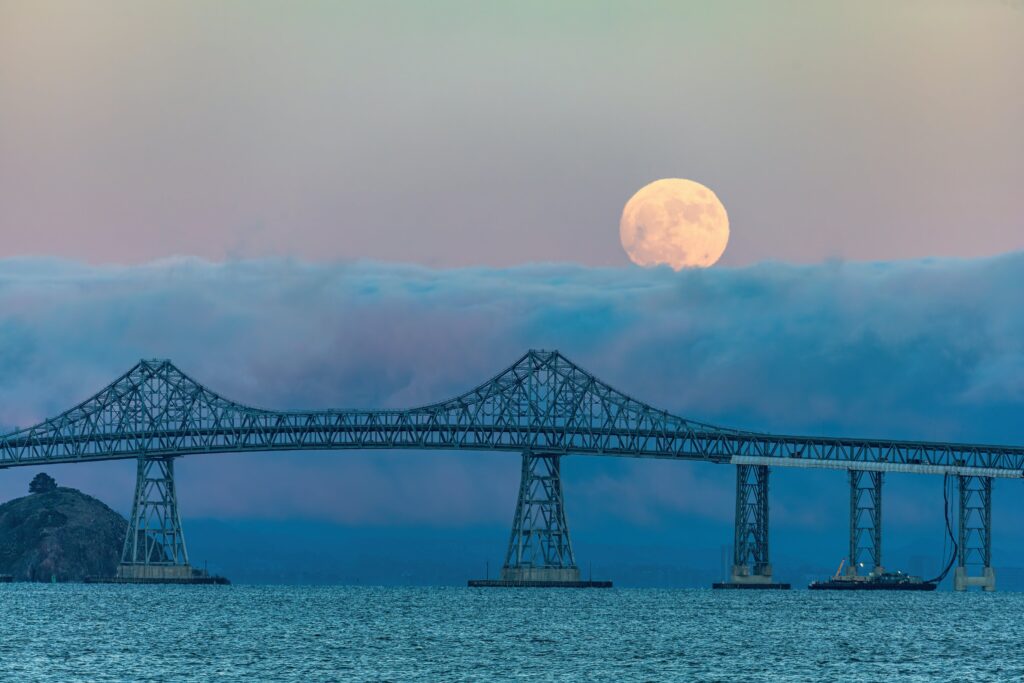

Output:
xmin=0 ymin=473 xmax=127 ymax=582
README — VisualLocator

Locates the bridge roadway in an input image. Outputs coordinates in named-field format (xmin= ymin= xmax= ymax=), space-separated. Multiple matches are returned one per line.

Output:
xmin=0 ymin=350 xmax=1014 ymax=589
xmin=1 ymin=350 xmax=1022 ymax=475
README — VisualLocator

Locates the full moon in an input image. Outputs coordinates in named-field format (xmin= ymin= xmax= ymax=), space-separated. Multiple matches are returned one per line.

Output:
xmin=620 ymin=178 xmax=730 ymax=270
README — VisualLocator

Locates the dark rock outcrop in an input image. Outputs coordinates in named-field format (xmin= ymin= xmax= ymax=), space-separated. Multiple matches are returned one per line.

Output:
xmin=0 ymin=481 xmax=127 ymax=582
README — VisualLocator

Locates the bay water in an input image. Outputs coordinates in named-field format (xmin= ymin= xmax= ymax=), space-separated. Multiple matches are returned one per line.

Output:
xmin=0 ymin=584 xmax=1017 ymax=682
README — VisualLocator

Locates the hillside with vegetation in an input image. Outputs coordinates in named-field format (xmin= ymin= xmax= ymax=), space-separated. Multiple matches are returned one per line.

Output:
xmin=0 ymin=473 xmax=127 ymax=582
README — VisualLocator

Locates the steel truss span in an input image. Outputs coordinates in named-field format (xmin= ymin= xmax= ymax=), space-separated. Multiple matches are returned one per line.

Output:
xmin=1 ymin=350 xmax=1023 ymax=477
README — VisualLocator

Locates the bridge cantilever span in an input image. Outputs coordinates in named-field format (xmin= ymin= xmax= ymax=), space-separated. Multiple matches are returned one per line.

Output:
xmin=2 ymin=349 xmax=1023 ymax=474
xmin=0 ymin=349 xmax=1016 ymax=588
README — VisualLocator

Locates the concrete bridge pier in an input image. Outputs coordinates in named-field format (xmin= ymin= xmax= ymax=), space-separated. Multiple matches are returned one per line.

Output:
xmin=954 ymin=475 xmax=995 ymax=592
xmin=848 ymin=470 xmax=883 ymax=576
xmin=714 ymin=464 xmax=788 ymax=589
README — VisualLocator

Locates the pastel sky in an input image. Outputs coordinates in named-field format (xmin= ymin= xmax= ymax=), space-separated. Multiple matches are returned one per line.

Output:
xmin=2 ymin=1 xmax=1022 ymax=266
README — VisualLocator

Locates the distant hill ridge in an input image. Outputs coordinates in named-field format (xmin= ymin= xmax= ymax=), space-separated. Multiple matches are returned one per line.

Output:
xmin=0 ymin=473 xmax=126 ymax=582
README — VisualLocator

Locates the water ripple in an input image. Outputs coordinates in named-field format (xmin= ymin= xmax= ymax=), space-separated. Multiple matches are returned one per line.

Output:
xmin=0 ymin=585 xmax=1017 ymax=682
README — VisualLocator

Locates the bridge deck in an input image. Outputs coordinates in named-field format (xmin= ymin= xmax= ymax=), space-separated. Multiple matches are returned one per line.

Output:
xmin=2 ymin=350 xmax=1022 ymax=476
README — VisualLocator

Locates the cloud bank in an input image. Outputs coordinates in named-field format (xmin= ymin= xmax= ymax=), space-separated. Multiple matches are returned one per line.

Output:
xmin=1 ymin=255 xmax=1022 ymax=530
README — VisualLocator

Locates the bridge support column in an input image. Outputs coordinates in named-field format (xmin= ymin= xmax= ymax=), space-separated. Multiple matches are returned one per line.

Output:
xmin=500 ymin=452 xmax=580 ymax=583
xmin=848 ymin=470 xmax=883 ymax=576
xmin=117 ymin=455 xmax=194 ymax=581
xmin=954 ymin=475 xmax=995 ymax=592
xmin=714 ymin=464 xmax=787 ymax=588
xmin=733 ymin=464 xmax=771 ymax=583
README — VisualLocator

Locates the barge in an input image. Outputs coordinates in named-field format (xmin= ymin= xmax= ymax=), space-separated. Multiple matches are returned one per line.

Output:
xmin=809 ymin=560 xmax=936 ymax=591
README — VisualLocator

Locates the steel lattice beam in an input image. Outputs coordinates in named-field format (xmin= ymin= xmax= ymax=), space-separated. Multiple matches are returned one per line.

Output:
xmin=955 ymin=475 xmax=995 ymax=591
xmin=849 ymin=470 xmax=883 ymax=575
xmin=731 ymin=464 xmax=772 ymax=583
xmin=501 ymin=452 xmax=579 ymax=582
xmin=0 ymin=351 xmax=1023 ymax=479
xmin=118 ymin=455 xmax=192 ymax=580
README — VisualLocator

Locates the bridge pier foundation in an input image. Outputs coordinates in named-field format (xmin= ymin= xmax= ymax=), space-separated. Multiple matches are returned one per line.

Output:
xmin=848 ymin=470 xmax=883 ymax=576
xmin=469 ymin=452 xmax=610 ymax=587
xmin=114 ymin=456 xmax=200 ymax=582
xmin=955 ymin=475 xmax=995 ymax=592
xmin=714 ymin=464 xmax=788 ymax=589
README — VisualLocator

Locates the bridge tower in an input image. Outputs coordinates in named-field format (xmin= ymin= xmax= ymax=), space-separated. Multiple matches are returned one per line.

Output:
xmin=117 ymin=455 xmax=195 ymax=581
xmin=716 ymin=464 xmax=786 ymax=588
xmin=500 ymin=452 xmax=580 ymax=583
xmin=848 ymin=470 xmax=883 ymax=576
xmin=954 ymin=475 xmax=995 ymax=591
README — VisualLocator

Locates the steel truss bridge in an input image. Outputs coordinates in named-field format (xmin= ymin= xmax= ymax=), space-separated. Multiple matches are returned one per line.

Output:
xmin=0 ymin=350 xmax=1017 ymax=588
